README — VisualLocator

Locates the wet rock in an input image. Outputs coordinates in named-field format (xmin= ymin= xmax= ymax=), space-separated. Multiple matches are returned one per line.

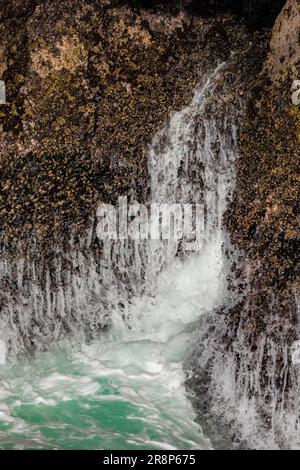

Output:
xmin=185 ymin=0 xmax=300 ymax=447
xmin=0 ymin=0 xmax=250 ymax=245
xmin=218 ymin=0 xmax=300 ymax=441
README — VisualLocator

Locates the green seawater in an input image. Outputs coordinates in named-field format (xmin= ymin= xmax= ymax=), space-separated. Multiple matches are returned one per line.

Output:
xmin=0 ymin=345 xmax=208 ymax=450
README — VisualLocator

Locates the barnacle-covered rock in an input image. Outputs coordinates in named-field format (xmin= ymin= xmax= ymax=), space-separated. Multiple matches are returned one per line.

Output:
xmin=221 ymin=0 xmax=300 ymax=430
xmin=0 ymin=0 xmax=250 ymax=243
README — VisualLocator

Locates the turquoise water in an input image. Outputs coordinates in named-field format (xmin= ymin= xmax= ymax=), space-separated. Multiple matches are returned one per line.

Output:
xmin=0 ymin=250 xmax=223 ymax=450
xmin=0 ymin=349 xmax=203 ymax=450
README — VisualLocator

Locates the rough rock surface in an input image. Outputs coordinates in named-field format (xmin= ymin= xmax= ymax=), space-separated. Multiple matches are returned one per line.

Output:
xmin=220 ymin=0 xmax=300 ymax=443
xmin=0 ymin=0 xmax=249 ymax=244
xmin=225 ymin=0 xmax=300 ymax=353
xmin=266 ymin=0 xmax=300 ymax=81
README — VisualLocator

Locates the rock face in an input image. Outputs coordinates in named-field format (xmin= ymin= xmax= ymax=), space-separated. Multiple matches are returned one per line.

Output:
xmin=0 ymin=0 xmax=249 ymax=243
xmin=187 ymin=0 xmax=286 ymax=28
xmin=266 ymin=0 xmax=300 ymax=81
xmin=125 ymin=0 xmax=286 ymax=28
xmin=185 ymin=0 xmax=300 ymax=449
xmin=225 ymin=0 xmax=300 ymax=351
xmin=226 ymin=0 xmax=300 ymax=293
xmin=211 ymin=0 xmax=300 ymax=445
xmin=0 ymin=1 xmax=290 ymax=246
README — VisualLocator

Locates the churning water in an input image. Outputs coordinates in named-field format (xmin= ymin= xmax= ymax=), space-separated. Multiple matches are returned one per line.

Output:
xmin=0 ymin=65 xmax=238 ymax=450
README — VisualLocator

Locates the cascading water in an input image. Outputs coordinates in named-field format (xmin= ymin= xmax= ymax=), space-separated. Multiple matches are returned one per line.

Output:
xmin=0 ymin=64 xmax=239 ymax=450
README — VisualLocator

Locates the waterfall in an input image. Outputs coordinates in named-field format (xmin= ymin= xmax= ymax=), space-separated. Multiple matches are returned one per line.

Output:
xmin=0 ymin=64 xmax=240 ymax=449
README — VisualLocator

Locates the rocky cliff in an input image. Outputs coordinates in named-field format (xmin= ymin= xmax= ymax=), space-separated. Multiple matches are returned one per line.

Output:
xmin=0 ymin=0 xmax=250 ymax=244
xmin=0 ymin=0 xmax=288 ymax=245
xmin=225 ymin=0 xmax=300 ymax=402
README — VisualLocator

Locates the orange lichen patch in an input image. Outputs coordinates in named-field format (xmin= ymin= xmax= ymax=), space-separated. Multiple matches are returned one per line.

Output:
xmin=109 ymin=13 xmax=152 ymax=48
xmin=0 ymin=43 xmax=7 ymax=77
xmin=30 ymin=34 xmax=88 ymax=78
xmin=142 ymin=10 xmax=186 ymax=35
xmin=290 ymin=105 xmax=300 ymax=143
